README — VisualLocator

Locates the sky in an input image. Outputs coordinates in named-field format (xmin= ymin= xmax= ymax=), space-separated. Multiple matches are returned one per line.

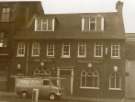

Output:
xmin=0 ymin=0 xmax=135 ymax=33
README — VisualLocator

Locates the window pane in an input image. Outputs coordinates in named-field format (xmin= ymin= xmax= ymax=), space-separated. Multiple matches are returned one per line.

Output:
xmin=42 ymin=19 xmax=47 ymax=31
xmin=86 ymin=76 xmax=93 ymax=87
xmin=37 ymin=19 xmax=42 ymax=31
xmin=81 ymin=76 xmax=86 ymax=86
xmin=47 ymin=43 xmax=54 ymax=56
xmin=95 ymin=43 xmax=103 ymax=57
xmin=62 ymin=43 xmax=70 ymax=57
xmin=32 ymin=42 xmax=40 ymax=56
xmin=78 ymin=41 xmax=86 ymax=57
xmin=48 ymin=19 xmax=53 ymax=30
xmin=111 ymin=44 xmax=120 ymax=57
xmin=1 ymin=8 xmax=10 ymax=22
xmin=110 ymin=74 xmax=115 ymax=88
xmin=17 ymin=42 xmax=25 ymax=56
xmin=90 ymin=17 xmax=96 ymax=31
xmin=109 ymin=72 xmax=121 ymax=89
xmin=81 ymin=71 xmax=99 ymax=88
xmin=84 ymin=17 xmax=89 ymax=31
xmin=116 ymin=75 xmax=120 ymax=88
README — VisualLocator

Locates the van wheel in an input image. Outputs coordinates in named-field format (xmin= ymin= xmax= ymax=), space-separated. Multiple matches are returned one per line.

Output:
xmin=49 ymin=93 xmax=56 ymax=100
xmin=21 ymin=91 xmax=27 ymax=98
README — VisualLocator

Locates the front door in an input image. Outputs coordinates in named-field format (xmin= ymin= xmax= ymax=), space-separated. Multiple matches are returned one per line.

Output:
xmin=57 ymin=69 xmax=74 ymax=96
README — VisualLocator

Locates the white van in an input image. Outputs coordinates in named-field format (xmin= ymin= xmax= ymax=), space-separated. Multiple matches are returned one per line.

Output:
xmin=15 ymin=76 xmax=62 ymax=100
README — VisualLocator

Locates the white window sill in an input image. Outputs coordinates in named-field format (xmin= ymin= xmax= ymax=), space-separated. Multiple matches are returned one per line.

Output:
xmin=111 ymin=57 xmax=121 ymax=59
xmin=80 ymin=87 xmax=100 ymax=90
xmin=31 ymin=55 xmax=40 ymax=57
xmin=81 ymin=30 xmax=97 ymax=32
xmin=61 ymin=56 xmax=71 ymax=58
xmin=47 ymin=56 xmax=55 ymax=58
xmin=16 ymin=55 xmax=25 ymax=57
xmin=77 ymin=56 xmax=86 ymax=58
xmin=35 ymin=30 xmax=54 ymax=32
xmin=109 ymin=88 xmax=122 ymax=91
xmin=94 ymin=56 xmax=103 ymax=58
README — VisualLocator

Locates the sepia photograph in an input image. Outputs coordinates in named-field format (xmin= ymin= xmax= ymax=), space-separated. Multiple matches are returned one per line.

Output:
xmin=0 ymin=0 xmax=134 ymax=102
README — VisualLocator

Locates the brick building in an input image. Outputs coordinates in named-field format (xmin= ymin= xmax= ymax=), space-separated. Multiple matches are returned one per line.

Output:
xmin=125 ymin=33 xmax=135 ymax=98
xmin=11 ymin=1 xmax=126 ymax=98
xmin=0 ymin=1 xmax=43 ymax=91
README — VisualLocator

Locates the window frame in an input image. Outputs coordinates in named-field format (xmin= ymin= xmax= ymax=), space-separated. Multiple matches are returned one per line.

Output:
xmin=1 ymin=7 xmax=10 ymax=22
xmin=77 ymin=41 xmax=87 ymax=58
xmin=81 ymin=16 xmax=97 ymax=32
xmin=0 ymin=32 xmax=7 ymax=48
xmin=31 ymin=42 xmax=40 ymax=57
xmin=89 ymin=17 xmax=96 ymax=31
xmin=35 ymin=18 xmax=55 ymax=32
xmin=94 ymin=43 xmax=103 ymax=58
xmin=61 ymin=43 xmax=71 ymax=58
xmin=17 ymin=42 xmax=25 ymax=57
xmin=46 ymin=43 xmax=55 ymax=57
xmin=111 ymin=44 xmax=120 ymax=59
xmin=80 ymin=70 xmax=100 ymax=89
xmin=109 ymin=72 xmax=122 ymax=90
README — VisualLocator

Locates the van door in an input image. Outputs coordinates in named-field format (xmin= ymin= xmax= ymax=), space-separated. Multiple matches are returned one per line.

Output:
xmin=40 ymin=79 xmax=51 ymax=97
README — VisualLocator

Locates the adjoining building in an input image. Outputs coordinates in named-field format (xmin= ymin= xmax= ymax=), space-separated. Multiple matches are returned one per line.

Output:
xmin=0 ymin=1 xmax=44 ymax=91
xmin=125 ymin=33 xmax=135 ymax=98
xmin=11 ymin=1 xmax=126 ymax=98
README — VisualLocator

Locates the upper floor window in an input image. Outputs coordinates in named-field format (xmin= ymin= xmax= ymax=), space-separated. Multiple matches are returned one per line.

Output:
xmin=94 ymin=43 xmax=103 ymax=57
xmin=78 ymin=41 xmax=86 ymax=58
xmin=80 ymin=70 xmax=99 ymax=89
xmin=32 ymin=42 xmax=40 ymax=57
xmin=1 ymin=8 xmax=10 ymax=22
xmin=0 ymin=32 xmax=7 ymax=47
xmin=35 ymin=18 xmax=55 ymax=31
xmin=81 ymin=15 xmax=104 ymax=32
xmin=111 ymin=44 xmax=120 ymax=59
xmin=62 ymin=43 xmax=71 ymax=58
xmin=47 ymin=43 xmax=55 ymax=57
xmin=109 ymin=71 xmax=121 ymax=90
xmin=17 ymin=42 xmax=25 ymax=57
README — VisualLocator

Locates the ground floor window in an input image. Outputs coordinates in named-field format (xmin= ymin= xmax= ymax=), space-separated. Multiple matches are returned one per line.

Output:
xmin=80 ymin=70 xmax=99 ymax=89
xmin=109 ymin=72 xmax=121 ymax=90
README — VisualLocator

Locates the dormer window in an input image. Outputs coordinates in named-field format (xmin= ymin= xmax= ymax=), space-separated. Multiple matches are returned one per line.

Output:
xmin=1 ymin=8 xmax=10 ymax=22
xmin=81 ymin=15 xmax=104 ymax=32
xmin=35 ymin=18 xmax=55 ymax=31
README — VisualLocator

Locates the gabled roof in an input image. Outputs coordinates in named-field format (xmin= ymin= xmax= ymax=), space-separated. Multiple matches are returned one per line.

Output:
xmin=14 ymin=12 xmax=125 ymax=40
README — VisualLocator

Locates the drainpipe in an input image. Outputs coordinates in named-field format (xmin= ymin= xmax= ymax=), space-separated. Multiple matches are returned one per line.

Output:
xmin=25 ymin=42 xmax=29 ymax=75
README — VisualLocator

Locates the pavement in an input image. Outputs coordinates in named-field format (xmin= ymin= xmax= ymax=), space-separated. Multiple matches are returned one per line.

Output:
xmin=0 ymin=91 xmax=134 ymax=102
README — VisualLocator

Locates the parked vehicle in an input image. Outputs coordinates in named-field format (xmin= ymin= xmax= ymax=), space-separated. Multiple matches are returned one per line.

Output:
xmin=15 ymin=76 xmax=62 ymax=100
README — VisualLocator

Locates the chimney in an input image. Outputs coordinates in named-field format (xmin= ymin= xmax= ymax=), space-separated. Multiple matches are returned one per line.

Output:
xmin=116 ymin=0 xmax=123 ymax=13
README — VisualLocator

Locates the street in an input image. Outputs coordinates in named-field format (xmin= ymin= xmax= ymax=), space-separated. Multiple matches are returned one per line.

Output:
xmin=0 ymin=94 xmax=69 ymax=102
xmin=0 ymin=92 xmax=135 ymax=102
xmin=0 ymin=93 xmax=86 ymax=102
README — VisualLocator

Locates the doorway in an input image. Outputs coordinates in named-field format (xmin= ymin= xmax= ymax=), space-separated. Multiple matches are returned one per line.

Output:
xmin=57 ymin=68 xmax=74 ymax=96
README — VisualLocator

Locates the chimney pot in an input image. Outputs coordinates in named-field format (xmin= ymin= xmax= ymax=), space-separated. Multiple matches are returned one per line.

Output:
xmin=116 ymin=0 xmax=123 ymax=13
